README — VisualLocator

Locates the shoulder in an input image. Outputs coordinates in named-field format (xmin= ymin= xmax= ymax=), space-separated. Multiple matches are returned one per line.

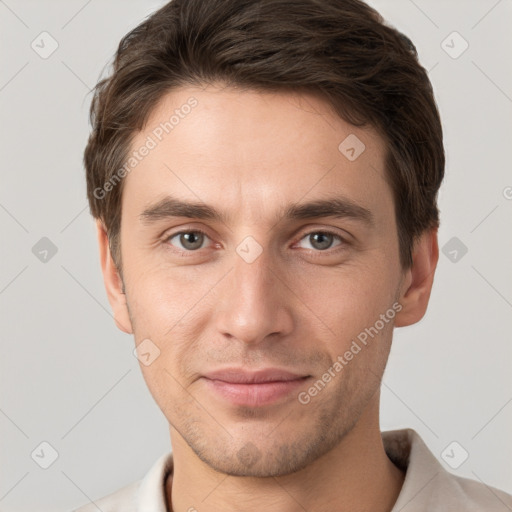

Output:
xmin=433 ymin=471 xmax=512 ymax=510
xmin=72 ymin=452 xmax=173 ymax=512
xmin=383 ymin=428 xmax=512 ymax=511
xmin=72 ymin=480 xmax=140 ymax=512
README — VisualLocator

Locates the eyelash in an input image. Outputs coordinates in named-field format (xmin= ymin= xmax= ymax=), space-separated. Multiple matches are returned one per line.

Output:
xmin=163 ymin=228 xmax=348 ymax=255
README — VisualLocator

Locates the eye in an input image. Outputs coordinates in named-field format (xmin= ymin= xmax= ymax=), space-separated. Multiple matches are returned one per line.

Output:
xmin=296 ymin=231 xmax=343 ymax=251
xmin=166 ymin=230 xmax=211 ymax=251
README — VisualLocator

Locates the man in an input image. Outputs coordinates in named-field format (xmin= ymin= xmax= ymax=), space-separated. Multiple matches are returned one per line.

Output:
xmin=75 ymin=0 xmax=512 ymax=510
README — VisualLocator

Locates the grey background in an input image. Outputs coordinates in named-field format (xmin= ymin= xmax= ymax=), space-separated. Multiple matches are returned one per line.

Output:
xmin=1 ymin=0 xmax=511 ymax=511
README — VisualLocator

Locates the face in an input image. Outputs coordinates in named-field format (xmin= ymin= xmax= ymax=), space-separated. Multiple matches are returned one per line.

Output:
xmin=101 ymin=84 xmax=426 ymax=477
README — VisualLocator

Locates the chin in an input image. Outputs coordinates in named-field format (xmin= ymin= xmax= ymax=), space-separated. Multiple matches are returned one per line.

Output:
xmin=189 ymin=432 xmax=340 ymax=478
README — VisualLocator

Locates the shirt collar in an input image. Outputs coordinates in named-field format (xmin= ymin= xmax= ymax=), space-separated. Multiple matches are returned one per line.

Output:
xmin=136 ymin=451 xmax=174 ymax=512
xmin=383 ymin=428 xmax=443 ymax=511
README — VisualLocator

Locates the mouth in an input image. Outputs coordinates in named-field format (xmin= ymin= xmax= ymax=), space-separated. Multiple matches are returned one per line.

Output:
xmin=201 ymin=368 xmax=311 ymax=407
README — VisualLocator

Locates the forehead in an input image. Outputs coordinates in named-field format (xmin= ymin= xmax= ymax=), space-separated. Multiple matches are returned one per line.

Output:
xmin=123 ymin=85 xmax=393 ymax=226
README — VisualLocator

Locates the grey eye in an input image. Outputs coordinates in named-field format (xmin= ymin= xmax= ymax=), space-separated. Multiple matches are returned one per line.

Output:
xmin=168 ymin=231 xmax=208 ymax=251
xmin=298 ymin=232 xmax=342 ymax=251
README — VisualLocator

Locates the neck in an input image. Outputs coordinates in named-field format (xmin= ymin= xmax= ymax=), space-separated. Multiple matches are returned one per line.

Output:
xmin=166 ymin=395 xmax=405 ymax=512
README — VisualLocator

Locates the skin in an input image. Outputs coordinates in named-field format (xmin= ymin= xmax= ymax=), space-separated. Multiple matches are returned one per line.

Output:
xmin=97 ymin=84 xmax=438 ymax=512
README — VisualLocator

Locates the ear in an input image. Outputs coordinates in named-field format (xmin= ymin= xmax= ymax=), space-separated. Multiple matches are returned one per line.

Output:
xmin=96 ymin=220 xmax=133 ymax=334
xmin=395 ymin=228 xmax=439 ymax=327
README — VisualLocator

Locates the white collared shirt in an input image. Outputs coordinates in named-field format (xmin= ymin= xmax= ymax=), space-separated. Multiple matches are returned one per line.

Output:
xmin=73 ymin=428 xmax=512 ymax=511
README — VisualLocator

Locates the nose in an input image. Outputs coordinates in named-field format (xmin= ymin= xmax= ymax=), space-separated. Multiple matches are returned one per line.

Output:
xmin=214 ymin=244 xmax=294 ymax=346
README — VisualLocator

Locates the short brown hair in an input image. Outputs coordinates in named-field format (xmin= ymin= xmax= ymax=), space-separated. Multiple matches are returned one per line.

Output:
xmin=85 ymin=0 xmax=444 ymax=270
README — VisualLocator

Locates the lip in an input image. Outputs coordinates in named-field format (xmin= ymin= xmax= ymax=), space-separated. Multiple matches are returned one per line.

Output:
xmin=201 ymin=368 xmax=310 ymax=407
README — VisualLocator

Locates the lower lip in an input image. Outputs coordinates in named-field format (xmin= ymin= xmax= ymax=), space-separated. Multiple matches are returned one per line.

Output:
xmin=202 ymin=377 xmax=309 ymax=407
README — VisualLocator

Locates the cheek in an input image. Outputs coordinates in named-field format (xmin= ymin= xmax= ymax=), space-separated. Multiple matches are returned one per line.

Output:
xmin=126 ymin=265 xmax=216 ymax=380
xmin=293 ymin=260 xmax=399 ymax=340
xmin=125 ymin=260 xmax=212 ymax=335
xmin=138 ymin=360 xmax=200 ymax=428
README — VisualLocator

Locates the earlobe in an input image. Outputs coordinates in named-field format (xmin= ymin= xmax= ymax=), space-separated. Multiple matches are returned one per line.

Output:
xmin=96 ymin=220 xmax=133 ymax=334
xmin=394 ymin=228 xmax=439 ymax=328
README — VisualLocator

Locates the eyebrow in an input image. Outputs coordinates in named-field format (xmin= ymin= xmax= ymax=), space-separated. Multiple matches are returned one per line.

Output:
xmin=140 ymin=195 xmax=374 ymax=227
